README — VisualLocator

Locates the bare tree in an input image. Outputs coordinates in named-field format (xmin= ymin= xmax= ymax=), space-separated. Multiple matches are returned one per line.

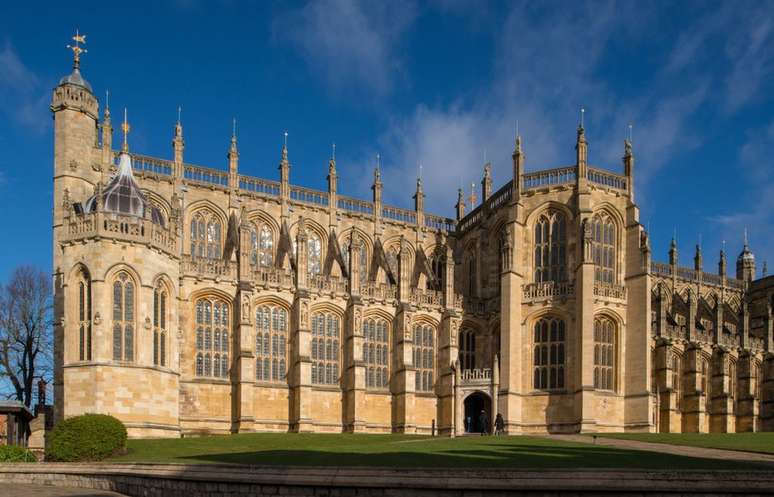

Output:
xmin=0 ymin=266 xmax=52 ymax=407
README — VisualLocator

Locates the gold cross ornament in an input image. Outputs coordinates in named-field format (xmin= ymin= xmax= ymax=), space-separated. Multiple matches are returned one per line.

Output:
xmin=66 ymin=29 xmax=87 ymax=68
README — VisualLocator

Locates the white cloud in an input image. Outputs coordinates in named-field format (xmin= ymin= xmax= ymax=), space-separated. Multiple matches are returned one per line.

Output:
xmin=273 ymin=0 xmax=418 ymax=96
xmin=0 ymin=42 xmax=49 ymax=134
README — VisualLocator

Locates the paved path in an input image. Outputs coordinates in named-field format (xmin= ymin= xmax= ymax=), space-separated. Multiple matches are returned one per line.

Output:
xmin=543 ymin=434 xmax=774 ymax=467
xmin=0 ymin=483 xmax=128 ymax=497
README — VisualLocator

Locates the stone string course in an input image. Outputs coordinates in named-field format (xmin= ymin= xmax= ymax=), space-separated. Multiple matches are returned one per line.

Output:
xmin=0 ymin=464 xmax=774 ymax=497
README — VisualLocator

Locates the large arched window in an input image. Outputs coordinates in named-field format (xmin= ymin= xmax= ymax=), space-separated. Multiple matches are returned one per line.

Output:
xmin=153 ymin=283 xmax=168 ymax=367
xmin=195 ymin=297 xmax=230 ymax=378
xmin=255 ymin=305 xmax=287 ymax=382
xmin=342 ymin=238 xmax=368 ymax=284
xmin=752 ymin=362 xmax=762 ymax=400
xmin=429 ymin=251 xmax=445 ymax=291
xmin=190 ymin=210 xmax=222 ymax=259
xmin=459 ymin=329 xmax=476 ymax=370
xmin=112 ymin=272 xmax=134 ymax=362
xmin=251 ymin=224 xmax=274 ymax=267
xmin=671 ymin=353 xmax=682 ymax=411
xmin=592 ymin=213 xmax=616 ymax=283
xmin=76 ymin=269 xmax=92 ymax=362
xmin=308 ymin=232 xmax=322 ymax=276
xmin=533 ymin=317 xmax=565 ymax=390
xmin=311 ymin=312 xmax=340 ymax=385
xmin=593 ymin=317 xmax=615 ymax=390
xmin=364 ymin=317 xmax=389 ymax=389
xmin=534 ymin=212 xmax=567 ymax=283
xmin=413 ymin=323 xmax=435 ymax=392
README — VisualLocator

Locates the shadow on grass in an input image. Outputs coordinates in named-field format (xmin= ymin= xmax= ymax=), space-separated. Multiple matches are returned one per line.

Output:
xmin=169 ymin=442 xmax=766 ymax=470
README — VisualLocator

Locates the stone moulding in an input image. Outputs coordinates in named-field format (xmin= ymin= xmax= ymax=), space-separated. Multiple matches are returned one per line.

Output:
xmin=0 ymin=464 xmax=773 ymax=496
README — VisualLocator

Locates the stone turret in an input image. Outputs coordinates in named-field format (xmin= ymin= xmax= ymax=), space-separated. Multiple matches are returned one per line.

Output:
xmin=481 ymin=162 xmax=492 ymax=201
xmin=737 ymin=232 xmax=756 ymax=283
xmin=455 ymin=188 xmax=465 ymax=221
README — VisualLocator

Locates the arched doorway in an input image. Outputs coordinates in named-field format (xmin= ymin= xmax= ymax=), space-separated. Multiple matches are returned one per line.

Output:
xmin=463 ymin=391 xmax=492 ymax=434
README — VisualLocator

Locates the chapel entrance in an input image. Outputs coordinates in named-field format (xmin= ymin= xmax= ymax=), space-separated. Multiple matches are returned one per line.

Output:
xmin=463 ymin=392 xmax=491 ymax=434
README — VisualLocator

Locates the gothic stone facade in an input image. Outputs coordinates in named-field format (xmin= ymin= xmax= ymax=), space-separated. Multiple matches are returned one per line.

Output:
xmin=51 ymin=62 xmax=774 ymax=438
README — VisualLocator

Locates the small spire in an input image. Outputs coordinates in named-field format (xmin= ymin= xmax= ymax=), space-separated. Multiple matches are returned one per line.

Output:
xmin=282 ymin=131 xmax=288 ymax=161
xmin=332 ymin=142 xmax=336 ymax=161
xmin=232 ymin=117 xmax=237 ymax=139
xmin=580 ymin=106 xmax=585 ymax=129
xmin=744 ymin=227 xmax=749 ymax=249
xmin=121 ymin=108 xmax=130 ymax=153
xmin=66 ymin=29 xmax=87 ymax=70
xmin=762 ymin=260 xmax=768 ymax=278
xmin=229 ymin=118 xmax=238 ymax=155
xmin=104 ymin=90 xmax=110 ymax=118
xmin=374 ymin=153 xmax=382 ymax=182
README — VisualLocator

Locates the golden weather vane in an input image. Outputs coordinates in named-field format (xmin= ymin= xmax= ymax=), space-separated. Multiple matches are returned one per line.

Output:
xmin=66 ymin=29 xmax=87 ymax=69
xmin=121 ymin=108 xmax=130 ymax=152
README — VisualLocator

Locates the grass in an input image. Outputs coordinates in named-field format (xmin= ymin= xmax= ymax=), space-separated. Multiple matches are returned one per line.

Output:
xmin=595 ymin=432 xmax=774 ymax=455
xmin=108 ymin=433 xmax=769 ymax=470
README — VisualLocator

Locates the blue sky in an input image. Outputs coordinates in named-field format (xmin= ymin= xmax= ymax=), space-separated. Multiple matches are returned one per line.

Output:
xmin=1 ymin=0 xmax=772 ymax=281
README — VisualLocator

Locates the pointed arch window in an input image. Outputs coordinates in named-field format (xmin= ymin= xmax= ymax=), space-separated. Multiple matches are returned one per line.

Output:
xmin=459 ymin=329 xmax=476 ymax=370
xmin=342 ymin=238 xmax=368 ymax=285
xmin=190 ymin=211 xmax=222 ymax=259
xmin=153 ymin=284 xmax=168 ymax=367
xmin=364 ymin=317 xmax=389 ymax=389
xmin=752 ymin=362 xmax=762 ymax=400
xmin=593 ymin=317 xmax=615 ymax=391
xmin=256 ymin=305 xmax=287 ymax=382
xmin=592 ymin=214 xmax=616 ymax=283
xmin=76 ymin=270 xmax=92 ymax=361
xmin=534 ymin=212 xmax=567 ymax=283
xmin=251 ymin=224 xmax=274 ymax=267
xmin=533 ymin=317 xmax=565 ymax=390
xmin=112 ymin=272 xmax=135 ymax=362
xmin=195 ymin=297 xmax=230 ymax=378
xmin=671 ymin=354 xmax=682 ymax=411
xmin=413 ymin=324 xmax=435 ymax=392
xmin=308 ymin=232 xmax=322 ymax=275
xmin=311 ymin=312 xmax=340 ymax=385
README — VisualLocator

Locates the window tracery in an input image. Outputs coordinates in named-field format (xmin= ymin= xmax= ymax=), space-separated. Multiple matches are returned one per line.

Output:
xmin=112 ymin=272 xmax=134 ymax=362
xmin=76 ymin=270 xmax=92 ymax=361
xmin=364 ymin=317 xmax=389 ymax=389
xmin=195 ymin=297 xmax=230 ymax=378
xmin=342 ymin=237 xmax=368 ymax=284
xmin=251 ymin=224 xmax=274 ymax=267
xmin=534 ymin=212 xmax=567 ymax=283
xmin=413 ymin=323 xmax=435 ymax=392
xmin=190 ymin=210 xmax=222 ymax=259
xmin=459 ymin=329 xmax=476 ymax=370
xmin=592 ymin=213 xmax=616 ymax=283
xmin=153 ymin=283 xmax=167 ymax=367
xmin=255 ymin=305 xmax=287 ymax=382
xmin=533 ymin=317 xmax=565 ymax=390
xmin=311 ymin=312 xmax=340 ymax=385
xmin=593 ymin=317 xmax=615 ymax=390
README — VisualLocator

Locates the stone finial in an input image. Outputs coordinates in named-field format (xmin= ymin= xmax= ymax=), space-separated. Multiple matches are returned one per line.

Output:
xmin=455 ymin=187 xmax=465 ymax=221
xmin=669 ymin=237 xmax=678 ymax=266
xmin=719 ymin=247 xmax=727 ymax=277
xmin=482 ymin=162 xmax=492 ymax=201
xmin=694 ymin=244 xmax=703 ymax=272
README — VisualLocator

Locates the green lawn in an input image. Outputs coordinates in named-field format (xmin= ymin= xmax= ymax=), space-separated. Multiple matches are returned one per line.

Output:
xmin=109 ymin=433 xmax=768 ymax=470
xmin=596 ymin=432 xmax=774 ymax=455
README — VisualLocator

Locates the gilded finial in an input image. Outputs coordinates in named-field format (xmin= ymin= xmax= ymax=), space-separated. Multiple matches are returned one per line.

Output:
xmin=66 ymin=29 xmax=87 ymax=70
xmin=121 ymin=108 xmax=130 ymax=153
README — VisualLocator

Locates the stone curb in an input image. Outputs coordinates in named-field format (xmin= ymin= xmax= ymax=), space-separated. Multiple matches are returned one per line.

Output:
xmin=1 ymin=463 xmax=774 ymax=494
